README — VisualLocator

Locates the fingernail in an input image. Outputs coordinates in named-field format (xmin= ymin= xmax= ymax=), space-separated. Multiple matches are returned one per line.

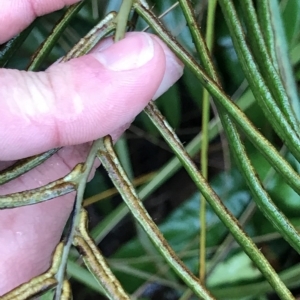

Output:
xmin=92 ymin=33 xmax=154 ymax=71
xmin=153 ymin=46 xmax=184 ymax=99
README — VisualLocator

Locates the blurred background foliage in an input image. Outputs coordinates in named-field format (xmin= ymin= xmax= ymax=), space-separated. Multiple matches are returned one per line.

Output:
xmin=3 ymin=0 xmax=300 ymax=299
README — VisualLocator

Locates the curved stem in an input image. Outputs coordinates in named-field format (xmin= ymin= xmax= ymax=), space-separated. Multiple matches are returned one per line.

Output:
xmin=0 ymin=164 xmax=81 ymax=208
xmin=74 ymin=209 xmax=130 ymax=300
xmin=1 ymin=243 xmax=64 ymax=300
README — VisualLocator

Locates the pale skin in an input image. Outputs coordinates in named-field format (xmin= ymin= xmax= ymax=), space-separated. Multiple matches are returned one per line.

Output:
xmin=0 ymin=0 xmax=184 ymax=295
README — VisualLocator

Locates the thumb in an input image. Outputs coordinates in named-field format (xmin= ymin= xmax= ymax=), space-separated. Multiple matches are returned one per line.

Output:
xmin=0 ymin=33 xmax=183 ymax=161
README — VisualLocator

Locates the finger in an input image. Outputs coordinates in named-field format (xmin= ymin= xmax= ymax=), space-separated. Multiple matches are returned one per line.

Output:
xmin=0 ymin=0 xmax=81 ymax=44
xmin=0 ymin=33 xmax=183 ymax=161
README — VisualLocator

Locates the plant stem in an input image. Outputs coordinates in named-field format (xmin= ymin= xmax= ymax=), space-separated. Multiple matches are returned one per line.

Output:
xmin=240 ymin=0 xmax=299 ymax=131
xmin=0 ymin=165 xmax=81 ymax=208
xmin=268 ymin=0 xmax=300 ymax=120
xmin=0 ymin=149 xmax=58 ymax=185
xmin=90 ymin=90 xmax=255 ymax=244
xmin=74 ymin=210 xmax=130 ymax=299
xmin=180 ymin=0 xmax=300 ymax=276
xmin=97 ymin=136 xmax=214 ymax=300
xmin=27 ymin=2 xmax=85 ymax=71
xmin=218 ymin=0 xmax=300 ymax=159
xmin=115 ymin=0 xmax=134 ymax=42
xmin=54 ymin=140 xmax=103 ymax=299
xmin=133 ymin=1 xmax=300 ymax=198
xmin=2 ymin=243 xmax=64 ymax=300
xmin=257 ymin=0 xmax=279 ymax=71
xmin=199 ymin=0 xmax=217 ymax=282
xmin=0 ymin=22 xmax=35 ymax=67
xmin=144 ymin=102 xmax=294 ymax=300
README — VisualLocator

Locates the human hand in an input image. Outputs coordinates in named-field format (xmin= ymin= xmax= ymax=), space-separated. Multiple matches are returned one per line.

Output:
xmin=0 ymin=0 xmax=184 ymax=295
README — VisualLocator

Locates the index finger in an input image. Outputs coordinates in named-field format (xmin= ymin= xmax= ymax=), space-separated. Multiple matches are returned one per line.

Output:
xmin=0 ymin=0 xmax=81 ymax=44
